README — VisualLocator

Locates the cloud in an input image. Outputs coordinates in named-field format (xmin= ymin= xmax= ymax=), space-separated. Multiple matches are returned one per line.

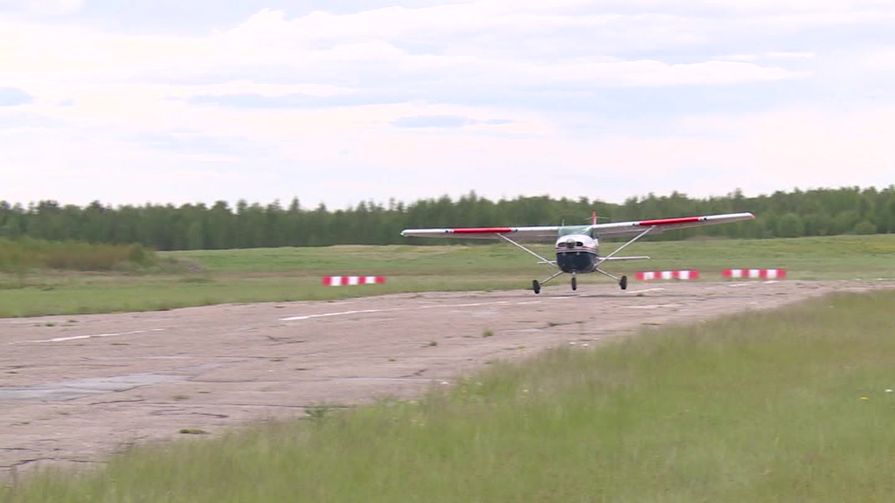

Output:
xmin=720 ymin=51 xmax=816 ymax=62
xmin=1 ymin=2 xmax=894 ymax=207
xmin=0 ymin=0 xmax=83 ymax=16
xmin=392 ymin=115 xmax=475 ymax=128
xmin=188 ymin=93 xmax=401 ymax=109
xmin=0 ymin=4 xmax=816 ymax=103
xmin=861 ymin=47 xmax=895 ymax=70
xmin=391 ymin=115 xmax=513 ymax=129
xmin=0 ymin=87 xmax=32 ymax=106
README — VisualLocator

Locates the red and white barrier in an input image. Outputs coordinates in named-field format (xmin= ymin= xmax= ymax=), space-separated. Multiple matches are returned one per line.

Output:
xmin=635 ymin=270 xmax=700 ymax=281
xmin=722 ymin=268 xmax=787 ymax=280
xmin=322 ymin=275 xmax=386 ymax=287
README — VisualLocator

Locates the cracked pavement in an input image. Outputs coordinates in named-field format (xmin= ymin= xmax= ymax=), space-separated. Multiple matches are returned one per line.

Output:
xmin=1 ymin=280 xmax=890 ymax=480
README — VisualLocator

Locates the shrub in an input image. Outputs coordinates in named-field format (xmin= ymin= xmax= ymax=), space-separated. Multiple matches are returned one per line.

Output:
xmin=0 ymin=238 xmax=158 ymax=272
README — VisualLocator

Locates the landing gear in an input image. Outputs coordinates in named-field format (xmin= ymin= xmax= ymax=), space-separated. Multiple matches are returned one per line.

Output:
xmin=532 ymin=270 xmax=563 ymax=294
xmin=595 ymin=269 xmax=628 ymax=291
xmin=571 ymin=275 xmax=577 ymax=291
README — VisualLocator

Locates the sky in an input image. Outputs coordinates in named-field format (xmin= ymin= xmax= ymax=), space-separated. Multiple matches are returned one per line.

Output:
xmin=1 ymin=0 xmax=894 ymax=209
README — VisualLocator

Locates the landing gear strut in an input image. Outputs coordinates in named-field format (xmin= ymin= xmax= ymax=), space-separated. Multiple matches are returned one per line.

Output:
xmin=532 ymin=270 xmax=564 ymax=295
xmin=595 ymin=269 xmax=629 ymax=291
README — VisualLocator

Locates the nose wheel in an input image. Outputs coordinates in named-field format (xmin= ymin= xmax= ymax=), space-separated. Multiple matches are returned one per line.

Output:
xmin=571 ymin=275 xmax=577 ymax=291
xmin=619 ymin=275 xmax=628 ymax=290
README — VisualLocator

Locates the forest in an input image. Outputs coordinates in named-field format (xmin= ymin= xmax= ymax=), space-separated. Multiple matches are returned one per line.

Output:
xmin=1 ymin=186 xmax=893 ymax=250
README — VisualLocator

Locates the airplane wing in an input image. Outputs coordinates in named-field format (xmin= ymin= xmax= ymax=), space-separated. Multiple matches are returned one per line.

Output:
xmin=400 ymin=225 xmax=563 ymax=241
xmin=401 ymin=212 xmax=755 ymax=241
xmin=590 ymin=212 xmax=755 ymax=237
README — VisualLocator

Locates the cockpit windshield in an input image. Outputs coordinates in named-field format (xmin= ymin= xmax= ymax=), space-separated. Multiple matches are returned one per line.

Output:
xmin=558 ymin=225 xmax=590 ymax=237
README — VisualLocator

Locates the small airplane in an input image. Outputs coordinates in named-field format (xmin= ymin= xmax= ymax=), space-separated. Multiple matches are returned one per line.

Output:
xmin=401 ymin=211 xmax=755 ymax=293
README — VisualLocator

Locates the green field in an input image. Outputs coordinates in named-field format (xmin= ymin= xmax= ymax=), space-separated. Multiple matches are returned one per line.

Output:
xmin=0 ymin=238 xmax=155 ymax=272
xmin=6 ymin=289 xmax=895 ymax=501
xmin=1 ymin=234 xmax=893 ymax=317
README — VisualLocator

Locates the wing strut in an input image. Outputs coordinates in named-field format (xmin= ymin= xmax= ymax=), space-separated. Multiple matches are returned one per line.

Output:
xmin=591 ymin=225 xmax=655 ymax=291
xmin=595 ymin=226 xmax=655 ymax=266
xmin=497 ymin=233 xmax=556 ymax=265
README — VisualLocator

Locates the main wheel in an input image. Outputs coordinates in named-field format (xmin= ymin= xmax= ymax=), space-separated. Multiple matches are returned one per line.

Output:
xmin=571 ymin=276 xmax=577 ymax=291
xmin=619 ymin=275 xmax=628 ymax=290
xmin=532 ymin=279 xmax=541 ymax=294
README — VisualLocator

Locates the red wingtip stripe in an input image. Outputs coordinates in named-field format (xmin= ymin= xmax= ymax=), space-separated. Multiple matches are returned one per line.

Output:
xmin=451 ymin=227 xmax=514 ymax=234
xmin=638 ymin=216 xmax=704 ymax=226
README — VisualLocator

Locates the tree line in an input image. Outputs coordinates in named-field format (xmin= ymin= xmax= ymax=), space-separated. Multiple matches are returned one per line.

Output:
xmin=1 ymin=186 xmax=893 ymax=250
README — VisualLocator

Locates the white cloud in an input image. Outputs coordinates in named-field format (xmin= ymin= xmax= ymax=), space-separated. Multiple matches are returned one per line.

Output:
xmin=860 ymin=47 xmax=895 ymax=70
xmin=0 ymin=1 xmax=894 ymax=206
xmin=0 ymin=0 xmax=82 ymax=16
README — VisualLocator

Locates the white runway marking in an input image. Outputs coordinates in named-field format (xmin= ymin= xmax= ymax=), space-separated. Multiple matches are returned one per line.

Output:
xmin=281 ymin=299 xmax=534 ymax=322
xmin=281 ymin=308 xmax=397 ymax=322
xmin=727 ymin=281 xmax=781 ymax=288
xmin=280 ymin=293 xmax=683 ymax=323
xmin=26 ymin=328 xmax=166 ymax=343
xmin=631 ymin=288 xmax=666 ymax=294
xmin=425 ymin=301 xmax=510 ymax=309
xmin=624 ymin=304 xmax=681 ymax=310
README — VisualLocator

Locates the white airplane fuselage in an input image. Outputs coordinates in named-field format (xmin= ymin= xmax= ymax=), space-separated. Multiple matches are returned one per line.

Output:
xmin=554 ymin=234 xmax=599 ymax=273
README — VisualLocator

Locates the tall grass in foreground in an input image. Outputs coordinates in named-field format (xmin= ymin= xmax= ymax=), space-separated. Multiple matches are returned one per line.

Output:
xmin=0 ymin=238 xmax=156 ymax=272
xmin=6 ymin=290 xmax=895 ymax=501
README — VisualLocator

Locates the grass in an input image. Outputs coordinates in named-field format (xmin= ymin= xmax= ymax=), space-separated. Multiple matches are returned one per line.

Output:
xmin=0 ymin=237 xmax=156 ymax=273
xmin=6 ymin=289 xmax=895 ymax=501
xmin=621 ymin=234 xmax=895 ymax=280
xmin=1 ymin=234 xmax=893 ymax=317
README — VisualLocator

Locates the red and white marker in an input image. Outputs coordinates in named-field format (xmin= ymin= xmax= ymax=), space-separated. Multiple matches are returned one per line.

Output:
xmin=635 ymin=270 xmax=700 ymax=281
xmin=722 ymin=268 xmax=787 ymax=280
xmin=322 ymin=275 xmax=386 ymax=287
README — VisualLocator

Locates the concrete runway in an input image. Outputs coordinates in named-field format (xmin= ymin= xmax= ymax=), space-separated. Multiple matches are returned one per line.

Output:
xmin=0 ymin=280 xmax=888 ymax=478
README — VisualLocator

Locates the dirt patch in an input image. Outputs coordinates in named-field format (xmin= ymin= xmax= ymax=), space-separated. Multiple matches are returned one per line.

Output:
xmin=0 ymin=280 xmax=890 ymax=479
